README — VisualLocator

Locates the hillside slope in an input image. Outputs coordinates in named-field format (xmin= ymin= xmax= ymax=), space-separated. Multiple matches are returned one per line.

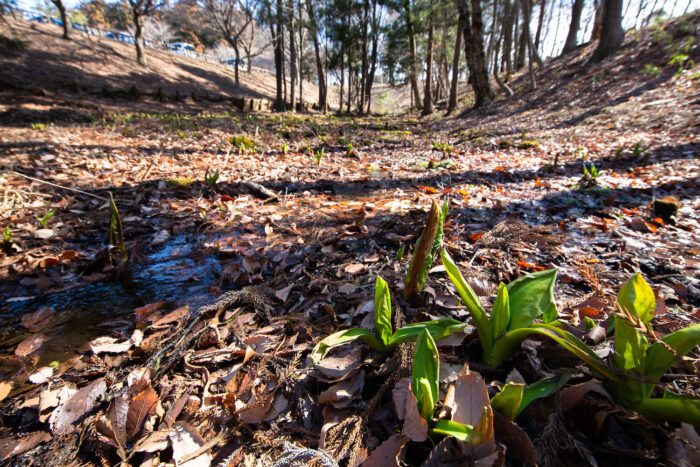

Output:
xmin=0 ymin=17 xmax=322 ymax=109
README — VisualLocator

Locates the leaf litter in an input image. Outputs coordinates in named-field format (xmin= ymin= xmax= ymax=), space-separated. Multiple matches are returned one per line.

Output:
xmin=1 ymin=15 xmax=699 ymax=466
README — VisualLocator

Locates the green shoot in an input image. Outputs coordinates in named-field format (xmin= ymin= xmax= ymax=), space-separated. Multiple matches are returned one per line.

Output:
xmin=205 ymin=169 xmax=220 ymax=188
xmin=35 ymin=210 xmax=54 ymax=228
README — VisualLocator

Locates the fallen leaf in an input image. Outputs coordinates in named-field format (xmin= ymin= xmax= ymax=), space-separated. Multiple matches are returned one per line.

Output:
xmin=449 ymin=366 xmax=495 ymax=459
xmin=127 ymin=378 xmax=161 ymax=440
xmin=169 ymin=422 xmax=213 ymax=467
xmin=151 ymin=305 xmax=189 ymax=327
xmin=50 ymin=379 xmax=107 ymax=435
xmin=318 ymin=370 xmax=365 ymax=408
xmin=90 ymin=329 xmax=143 ymax=354
xmin=338 ymin=283 xmax=358 ymax=294
xmin=0 ymin=431 xmax=51 ymax=462
xmin=344 ymin=263 xmax=365 ymax=275
xmin=314 ymin=346 xmax=363 ymax=381
xmin=361 ymin=434 xmax=408 ymax=466
xmin=0 ymin=382 xmax=11 ymax=402
xmin=20 ymin=307 xmax=54 ymax=332
xmin=275 ymin=284 xmax=294 ymax=302
xmin=15 ymin=334 xmax=47 ymax=357
xmin=29 ymin=366 xmax=53 ymax=384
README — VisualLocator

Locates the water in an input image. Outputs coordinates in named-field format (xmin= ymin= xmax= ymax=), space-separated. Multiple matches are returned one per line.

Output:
xmin=0 ymin=235 xmax=221 ymax=364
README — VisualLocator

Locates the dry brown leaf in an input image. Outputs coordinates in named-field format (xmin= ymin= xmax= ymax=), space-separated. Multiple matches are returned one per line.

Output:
xmin=403 ymin=385 xmax=429 ymax=442
xmin=361 ymin=434 xmax=408 ymax=466
xmin=559 ymin=380 xmax=612 ymax=412
xmin=127 ymin=378 xmax=161 ymax=440
xmin=0 ymin=382 xmax=11 ymax=402
xmin=169 ymin=422 xmax=213 ymax=467
xmin=318 ymin=369 xmax=365 ymax=408
xmin=28 ymin=366 xmax=53 ymax=384
xmin=344 ymin=263 xmax=365 ymax=275
xmin=314 ymin=346 xmax=363 ymax=381
xmin=151 ymin=305 xmax=189 ymax=327
xmin=20 ymin=307 xmax=54 ymax=332
xmin=14 ymin=333 xmax=47 ymax=357
xmin=0 ymin=431 xmax=51 ymax=462
xmin=49 ymin=378 xmax=107 ymax=436
xmin=133 ymin=430 xmax=170 ymax=453
xmin=90 ymin=329 xmax=143 ymax=354
xmin=450 ymin=366 xmax=496 ymax=460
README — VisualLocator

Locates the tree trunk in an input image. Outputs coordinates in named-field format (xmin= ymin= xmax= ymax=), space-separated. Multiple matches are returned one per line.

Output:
xmin=359 ymin=0 xmax=369 ymax=114
xmin=562 ymin=0 xmax=585 ymax=54
xmin=534 ymin=0 xmax=546 ymax=50
xmin=405 ymin=0 xmax=422 ymax=110
xmin=272 ymin=1 xmax=285 ymax=111
xmin=52 ymin=0 xmax=69 ymax=39
xmin=422 ymin=0 xmax=435 ymax=116
xmin=447 ymin=13 xmax=464 ymax=113
xmin=305 ymin=0 xmax=326 ymax=112
xmin=289 ymin=0 xmax=297 ymax=112
xmin=133 ymin=11 xmax=146 ymax=66
xmin=592 ymin=0 xmax=604 ymax=40
xmin=232 ymin=41 xmax=241 ymax=85
xmin=515 ymin=1 xmax=528 ymax=69
xmin=590 ymin=0 xmax=624 ymax=62
xmin=494 ymin=24 xmax=514 ymax=96
xmin=522 ymin=0 xmax=536 ymax=89
xmin=365 ymin=0 xmax=379 ymax=114
xmin=502 ymin=0 xmax=514 ymax=76
xmin=461 ymin=0 xmax=495 ymax=108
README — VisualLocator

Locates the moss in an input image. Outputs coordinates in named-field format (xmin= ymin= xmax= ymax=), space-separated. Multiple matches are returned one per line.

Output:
xmin=167 ymin=178 xmax=195 ymax=187
xmin=519 ymin=140 xmax=541 ymax=149
xmin=499 ymin=140 xmax=513 ymax=148
xmin=228 ymin=136 xmax=257 ymax=150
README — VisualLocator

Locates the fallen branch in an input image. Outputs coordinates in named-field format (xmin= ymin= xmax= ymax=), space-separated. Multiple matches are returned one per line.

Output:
xmin=243 ymin=180 xmax=280 ymax=202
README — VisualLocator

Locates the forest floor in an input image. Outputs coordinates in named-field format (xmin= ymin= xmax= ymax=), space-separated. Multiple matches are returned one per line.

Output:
xmin=0 ymin=11 xmax=699 ymax=467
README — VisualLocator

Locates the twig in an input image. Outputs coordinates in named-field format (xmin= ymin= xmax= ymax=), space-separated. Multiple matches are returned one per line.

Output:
xmin=11 ymin=170 xmax=109 ymax=202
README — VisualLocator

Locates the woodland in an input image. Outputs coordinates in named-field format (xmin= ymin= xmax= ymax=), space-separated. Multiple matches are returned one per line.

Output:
xmin=0 ymin=0 xmax=699 ymax=465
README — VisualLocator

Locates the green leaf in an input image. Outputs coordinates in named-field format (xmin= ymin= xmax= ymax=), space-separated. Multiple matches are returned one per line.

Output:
xmin=431 ymin=407 xmax=493 ymax=444
xmin=491 ymin=383 xmax=524 ymax=420
xmin=419 ymin=378 xmax=435 ymax=421
xmin=390 ymin=318 xmax=467 ymax=346
xmin=309 ymin=328 xmax=386 ymax=365
xmin=531 ymin=323 xmax=621 ymax=381
xmin=412 ymin=329 xmax=439 ymax=420
xmin=613 ymin=316 xmax=648 ymax=373
xmin=441 ymin=248 xmax=492 ymax=356
xmin=491 ymin=283 xmax=510 ymax=341
xmin=617 ymin=273 xmax=655 ymax=325
xmin=374 ymin=276 xmax=393 ymax=347
xmin=645 ymin=323 xmax=700 ymax=381
xmin=519 ymin=371 xmax=571 ymax=415
xmin=506 ymin=269 xmax=558 ymax=329
xmin=636 ymin=397 xmax=700 ymax=426
xmin=396 ymin=245 xmax=405 ymax=261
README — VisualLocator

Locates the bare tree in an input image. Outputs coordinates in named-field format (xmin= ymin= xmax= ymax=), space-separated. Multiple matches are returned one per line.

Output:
xmin=128 ymin=0 xmax=160 ymax=66
xmin=590 ymin=0 xmax=624 ymax=62
xmin=51 ymin=0 xmax=69 ymax=40
xmin=129 ymin=16 xmax=175 ymax=48
xmin=459 ymin=0 xmax=494 ymax=108
xmin=206 ymin=0 xmax=253 ymax=85
xmin=562 ymin=0 xmax=585 ymax=54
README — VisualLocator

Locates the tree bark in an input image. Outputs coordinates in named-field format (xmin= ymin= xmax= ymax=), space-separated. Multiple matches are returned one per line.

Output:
xmin=405 ymin=0 xmax=422 ymax=110
xmin=502 ymin=0 xmax=514 ymax=76
xmin=305 ymin=0 xmax=326 ymax=111
xmin=133 ymin=11 xmax=146 ymax=65
xmin=272 ymin=0 xmax=285 ymax=111
xmin=534 ymin=0 xmax=546 ymax=50
xmin=447 ymin=12 xmax=464 ymax=113
xmin=288 ymin=0 xmax=297 ymax=112
xmin=592 ymin=0 xmax=604 ymax=40
xmin=365 ymin=0 xmax=379 ymax=114
xmin=460 ymin=0 xmax=495 ymax=108
xmin=422 ymin=0 xmax=435 ymax=116
xmin=52 ymin=0 xmax=69 ymax=40
xmin=562 ymin=0 xmax=585 ymax=54
xmin=359 ymin=0 xmax=369 ymax=114
xmin=590 ymin=0 xmax=624 ymax=62
xmin=515 ymin=1 xmax=528 ymax=69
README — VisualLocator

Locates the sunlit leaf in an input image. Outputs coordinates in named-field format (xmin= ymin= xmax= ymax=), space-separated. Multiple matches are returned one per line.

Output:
xmin=412 ymin=330 xmax=439 ymax=420
xmin=636 ymin=397 xmax=700 ymax=426
xmin=645 ymin=323 xmax=700 ymax=381
xmin=390 ymin=318 xmax=467 ymax=346
xmin=431 ymin=406 xmax=493 ymax=445
xmin=441 ymin=248 xmax=492 ymax=355
xmin=309 ymin=328 xmax=385 ymax=365
xmin=491 ymin=283 xmax=510 ymax=341
xmin=374 ymin=276 xmax=393 ymax=347
xmin=518 ymin=371 xmax=571 ymax=415
xmin=490 ymin=383 xmax=524 ymax=420
xmin=613 ymin=316 xmax=647 ymax=373
xmin=617 ymin=273 xmax=655 ymax=326
xmin=506 ymin=269 xmax=558 ymax=329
